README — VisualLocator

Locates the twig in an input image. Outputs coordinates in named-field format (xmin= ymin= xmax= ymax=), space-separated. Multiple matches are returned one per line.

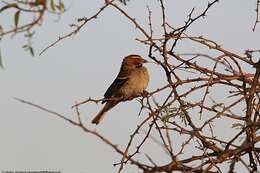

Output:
xmin=39 ymin=1 xmax=113 ymax=55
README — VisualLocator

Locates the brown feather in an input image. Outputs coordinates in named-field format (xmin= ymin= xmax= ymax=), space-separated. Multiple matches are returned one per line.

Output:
xmin=91 ymin=54 xmax=149 ymax=125
xmin=91 ymin=101 xmax=118 ymax=124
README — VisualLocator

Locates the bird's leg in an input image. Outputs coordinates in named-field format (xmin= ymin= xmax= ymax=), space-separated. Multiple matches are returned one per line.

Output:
xmin=141 ymin=90 xmax=149 ymax=97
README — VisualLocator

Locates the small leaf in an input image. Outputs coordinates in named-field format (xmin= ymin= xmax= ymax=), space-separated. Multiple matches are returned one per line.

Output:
xmin=232 ymin=123 xmax=244 ymax=129
xmin=0 ymin=3 xmax=18 ymax=13
xmin=0 ymin=25 xmax=3 ymax=39
xmin=58 ymin=0 xmax=65 ymax=11
xmin=0 ymin=50 xmax=4 ymax=69
xmin=211 ymin=103 xmax=224 ymax=110
xmin=22 ymin=44 xmax=28 ymax=49
xmin=161 ymin=115 xmax=169 ymax=124
xmin=50 ymin=0 xmax=55 ymax=11
xmin=14 ymin=10 xmax=21 ymax=27
xmin=29 ymin=47 xmax=35 ymax=56
xmin=118 ymin=0 xmax=129 ymax=5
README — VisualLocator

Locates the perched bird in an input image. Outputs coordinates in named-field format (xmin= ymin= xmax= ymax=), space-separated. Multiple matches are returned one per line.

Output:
xmin=91 ymin=54 xmax=149 ymax=125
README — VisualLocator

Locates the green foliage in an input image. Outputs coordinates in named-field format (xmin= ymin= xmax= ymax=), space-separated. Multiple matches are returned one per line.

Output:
xmin=0 ymin=0 xmax=66 ymax=58
xmin=50 ymin=0 xmax=55 ymax=12
xmin=14 ymin=10 xmax=21 ymax=27
xmin=0 ymin=25 xmax=3 ymax=36
xmin=22 ymin=45 xmax=35 ymax=57
xmin=0 ymin=49 xmax=3 ymax=69
xmin=118 ymin=0 xmax=130 ymax=5
xmin=161 ymin=107 xmax=178 ymax=124
xmin=50 ymin=0 xmax=65 ymax=13
xmin=232 ymin=123 xmax=245 ymax=129
xmin=23 ymin=31 xmax=35 ymax=57
xmin=56 ymin=0 xmax=65 ymax=12
xmin=0 ymin=3 xmax=18 ymax=13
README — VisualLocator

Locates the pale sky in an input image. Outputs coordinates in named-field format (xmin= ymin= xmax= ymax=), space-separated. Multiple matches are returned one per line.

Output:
xmin=1 ymin=0 xmax=260 ymax=172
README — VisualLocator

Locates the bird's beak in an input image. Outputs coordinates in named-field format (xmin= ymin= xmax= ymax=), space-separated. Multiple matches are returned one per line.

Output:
xmin=141 ymin=58 xmax=148 ymax=63
xmin=143 ymin=58 xmax=157 ymax=64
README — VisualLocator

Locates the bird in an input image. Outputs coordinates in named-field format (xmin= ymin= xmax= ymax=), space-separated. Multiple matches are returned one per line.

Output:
xmin=91 ymin=54 xmax=149 ymax=125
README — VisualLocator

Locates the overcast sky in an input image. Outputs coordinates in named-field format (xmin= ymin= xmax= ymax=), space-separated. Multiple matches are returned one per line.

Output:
xmin=1 ymin=0 xmax=260 ymax=172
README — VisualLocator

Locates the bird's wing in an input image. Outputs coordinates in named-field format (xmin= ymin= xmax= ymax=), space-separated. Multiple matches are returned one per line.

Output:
xmin=103 ymin=75 xmax=128 ymax=99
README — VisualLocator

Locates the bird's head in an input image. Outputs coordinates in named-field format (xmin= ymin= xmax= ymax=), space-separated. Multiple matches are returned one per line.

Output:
xmin=122 ymin=55 xmax=148 ymax=70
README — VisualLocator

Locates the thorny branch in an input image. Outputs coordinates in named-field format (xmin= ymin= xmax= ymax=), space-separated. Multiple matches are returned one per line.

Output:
xmin=0 ymin=0 xmax=65 ymax=56
xmin=0 ymin=0 xmax=47 ymax=37
xmin=39 ymin=0 xmax=114 ymax=55
xmin=14 ymin=0 xmax=260 ymax=173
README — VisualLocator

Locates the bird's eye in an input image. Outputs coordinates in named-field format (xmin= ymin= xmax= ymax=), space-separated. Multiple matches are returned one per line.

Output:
xmin=136 ymin=64 xmax=143 ymax=68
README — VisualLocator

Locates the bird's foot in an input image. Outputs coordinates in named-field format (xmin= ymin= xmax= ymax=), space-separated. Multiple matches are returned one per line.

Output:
xmin=141 ymin=90 xmax=149 ymax=97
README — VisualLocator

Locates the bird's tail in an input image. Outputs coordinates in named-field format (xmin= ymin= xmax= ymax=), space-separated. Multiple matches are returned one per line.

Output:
xmin=91 ymin=101 xmax=117 ymax=125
